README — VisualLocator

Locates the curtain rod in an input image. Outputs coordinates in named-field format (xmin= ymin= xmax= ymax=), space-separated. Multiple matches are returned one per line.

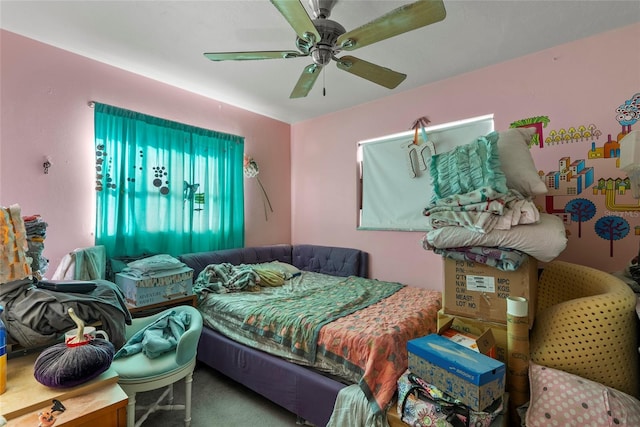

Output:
xmin=88 ymin=101 xmax=95 ymax=108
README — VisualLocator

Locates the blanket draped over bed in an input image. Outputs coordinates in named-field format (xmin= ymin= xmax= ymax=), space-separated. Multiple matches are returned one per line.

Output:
xmin=194 ymin=268 xmax=441 ymax=416
xmin=242 ymin=276 xmax=402 ymax=363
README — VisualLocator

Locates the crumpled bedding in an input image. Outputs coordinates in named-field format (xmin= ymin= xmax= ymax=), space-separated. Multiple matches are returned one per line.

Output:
xmin=193 ymin=262 xmax=260 ymax=294
xmin=0 ymin=278 xmax=132 ymax=349
xmin=114 ymin=309 xmax=190 ymax=359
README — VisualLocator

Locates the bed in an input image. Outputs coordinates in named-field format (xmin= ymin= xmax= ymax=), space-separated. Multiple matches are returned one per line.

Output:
xmin=178 ymin=244 xmax=442 ymax=427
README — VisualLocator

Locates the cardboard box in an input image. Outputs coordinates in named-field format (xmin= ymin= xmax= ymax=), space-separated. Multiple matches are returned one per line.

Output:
xmin=115 ymin=266 xmax=194 ymax=307
xmin=443 ymin=256 xmax=538 ymax=327
xmin=439 ymin=317 xmax=496 ymax=358
xmin=438 ymin=310 xmax=508 ymax=366
xmin=407 ymin=334 xmax=506 ymax=411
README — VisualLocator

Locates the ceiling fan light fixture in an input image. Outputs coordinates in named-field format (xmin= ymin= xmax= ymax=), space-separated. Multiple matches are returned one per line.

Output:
xmin=311 ymin=47 xmax=332 ymax=66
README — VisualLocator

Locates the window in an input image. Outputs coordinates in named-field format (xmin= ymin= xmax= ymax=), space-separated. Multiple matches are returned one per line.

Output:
xmin=358 ymin=114 xmax=494 ymax=231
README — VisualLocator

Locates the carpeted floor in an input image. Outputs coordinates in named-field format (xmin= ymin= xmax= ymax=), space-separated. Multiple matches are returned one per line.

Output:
xmin=133 ymin=362 xmax=303 ymax=426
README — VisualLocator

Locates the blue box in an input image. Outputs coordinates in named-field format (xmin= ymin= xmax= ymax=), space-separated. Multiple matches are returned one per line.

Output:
xmin=407 ymin=334 xmax=505 ymax=411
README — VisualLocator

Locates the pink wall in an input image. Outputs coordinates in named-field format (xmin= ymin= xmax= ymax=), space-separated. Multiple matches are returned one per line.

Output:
xmin=291 ymin=23 xmax=640 ymax=288
xmin=2 ymin=25 xmax=640 ymax=290
xmin=0 ymin=30 xmax=292 ymax=274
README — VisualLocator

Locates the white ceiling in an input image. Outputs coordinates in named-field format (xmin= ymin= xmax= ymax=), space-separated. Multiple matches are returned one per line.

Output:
xmin=1 ymin=1 xmax=639 ymax=124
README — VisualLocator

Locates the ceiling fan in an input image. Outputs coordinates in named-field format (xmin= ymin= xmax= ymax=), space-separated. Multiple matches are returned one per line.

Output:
xmin=204 ymin=0 xmax=446 ymax=98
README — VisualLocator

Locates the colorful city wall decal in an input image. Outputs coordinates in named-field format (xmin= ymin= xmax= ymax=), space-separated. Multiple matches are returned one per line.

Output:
xmin=510 ymin=92 xmax=639 ymax=257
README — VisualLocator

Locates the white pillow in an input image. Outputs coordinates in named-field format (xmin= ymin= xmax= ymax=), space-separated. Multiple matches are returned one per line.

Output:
xmin=497 ymin=127 xmax=548 ymax=197
xmin=424 ymin=213 xmax=567 ymax=262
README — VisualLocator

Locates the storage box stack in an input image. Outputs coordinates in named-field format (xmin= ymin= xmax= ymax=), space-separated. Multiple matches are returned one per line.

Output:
xmin=417 ymin=125 xmax=567 ymax=426
xmin=114 ymin=254 xmax=193 ymax=307
xmin=439 ymin=256 xmax=538 ymax=366
xmin=401 ymin=333 xmax=507 ymax=427
xmin=438 ymin=257 xmax=537 ymax=425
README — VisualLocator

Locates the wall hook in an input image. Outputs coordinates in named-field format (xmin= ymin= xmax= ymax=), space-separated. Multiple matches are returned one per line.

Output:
xmin=43 ymin=157 xmax=52 ymax=174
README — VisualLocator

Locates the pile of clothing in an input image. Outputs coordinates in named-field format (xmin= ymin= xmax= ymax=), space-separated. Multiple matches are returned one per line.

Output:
xmin=23 ymin=214 xmax=49 ymax=277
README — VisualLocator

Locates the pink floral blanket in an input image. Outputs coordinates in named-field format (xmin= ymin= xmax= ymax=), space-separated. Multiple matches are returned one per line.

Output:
xmin=318 ymin=286 xmax=441 ymax=414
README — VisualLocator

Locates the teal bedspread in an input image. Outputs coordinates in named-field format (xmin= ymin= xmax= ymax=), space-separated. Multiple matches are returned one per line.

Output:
xmin=241 ymin=276 xmax=402 ymax=363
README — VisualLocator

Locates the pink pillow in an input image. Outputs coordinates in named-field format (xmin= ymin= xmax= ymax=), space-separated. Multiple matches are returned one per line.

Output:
xmin=526 ymin=362 xmax=640 ymax=426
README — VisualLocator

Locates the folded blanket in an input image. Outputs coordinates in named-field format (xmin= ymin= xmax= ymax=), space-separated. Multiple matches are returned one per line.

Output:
xmin=114 ymin=310 xmax=191 ymax=359
xmin=423 ymin=188 xmax=539 ymax=233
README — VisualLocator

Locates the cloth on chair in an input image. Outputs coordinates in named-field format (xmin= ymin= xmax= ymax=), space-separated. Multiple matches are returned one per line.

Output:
xmin=52 ymin=245 xmax=107 ymax=280
xmin=115 ymin=310 xmax=191 ymax=359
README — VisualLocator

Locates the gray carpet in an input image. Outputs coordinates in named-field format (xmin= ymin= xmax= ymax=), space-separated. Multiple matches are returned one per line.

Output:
xmin=134 ymin=362 xmax=303 ymax=426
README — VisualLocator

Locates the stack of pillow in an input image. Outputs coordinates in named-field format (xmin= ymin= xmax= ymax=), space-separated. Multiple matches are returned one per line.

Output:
xmin=422 ymin=127 xmax=567 ymax=264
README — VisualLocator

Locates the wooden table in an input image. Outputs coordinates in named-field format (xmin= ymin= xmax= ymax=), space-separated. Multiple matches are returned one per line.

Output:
xmin=127 ymin=294 xmax=197 ymax=317
xmin=1 ymin=353 xmax=127 ymax=426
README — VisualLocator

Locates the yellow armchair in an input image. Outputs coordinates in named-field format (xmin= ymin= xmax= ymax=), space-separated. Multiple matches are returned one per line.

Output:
xmin=529 ymin=260 xmax=639 ymax=398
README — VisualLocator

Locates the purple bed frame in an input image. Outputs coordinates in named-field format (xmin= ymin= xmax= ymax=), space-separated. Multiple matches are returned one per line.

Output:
xmin=179 ymin=244 xmax=369 ymax=427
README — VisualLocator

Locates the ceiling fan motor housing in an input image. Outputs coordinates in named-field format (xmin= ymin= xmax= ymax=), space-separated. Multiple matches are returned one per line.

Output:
xmin=308 ymin=18 xmax=345 ymax=66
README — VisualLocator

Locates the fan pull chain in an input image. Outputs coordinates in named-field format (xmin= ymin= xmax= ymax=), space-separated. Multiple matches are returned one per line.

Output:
xmin=323 ymin=67 xmax=326 ymax=96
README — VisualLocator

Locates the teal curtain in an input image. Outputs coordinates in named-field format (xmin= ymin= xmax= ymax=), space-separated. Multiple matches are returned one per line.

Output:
xmin=94 ymin=103 xmax=244 ymax=259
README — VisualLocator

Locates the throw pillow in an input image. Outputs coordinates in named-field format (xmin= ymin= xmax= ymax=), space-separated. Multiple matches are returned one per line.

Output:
xmin=526 ymin=362 xmax=640 ymax=426
xmin=429 ymin=132 xmax=508 ymax=204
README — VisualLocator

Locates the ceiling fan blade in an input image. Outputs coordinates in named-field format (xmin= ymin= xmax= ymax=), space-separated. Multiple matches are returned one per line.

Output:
xmin=204 ymin=51 xmax=303 ymax=61
xmin=336 ymin=56 xmax=406 ymax=89
xmin=290 ymin=64 xmax=321 ymax=98
xmin=271 ymin=0 xmax=321 ymax=44
xmin=336 ymin=0 xmax=446 ymax=51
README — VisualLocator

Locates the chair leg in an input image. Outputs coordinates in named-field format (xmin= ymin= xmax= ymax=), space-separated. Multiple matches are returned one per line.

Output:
xmin=184 ymin=371 xmax=193 ymax=427
xmin=127 ymin=393 xmax=137 ymax=427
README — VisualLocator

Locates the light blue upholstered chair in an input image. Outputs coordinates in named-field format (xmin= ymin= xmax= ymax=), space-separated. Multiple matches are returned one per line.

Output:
xmin=111 ymin=305 xmax=203 ymax=427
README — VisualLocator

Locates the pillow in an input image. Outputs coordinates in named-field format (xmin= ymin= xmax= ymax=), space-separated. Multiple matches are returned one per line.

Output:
xmin=497 ymin=127 xmax=548 ymax=197
xmin=429 ymin=133 xmax=508 ymax=204
xmin=250 ymin=261 xmax=301 ymax=287
xmin=526 ymin=362 xmax=640 ymax=427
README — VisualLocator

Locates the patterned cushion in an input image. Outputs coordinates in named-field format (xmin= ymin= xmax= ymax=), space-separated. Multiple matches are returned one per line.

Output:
xmin=429 ymin=132 xmax=507 ymax=204
xmin=526 ymin=362 xmax=640 ymax=426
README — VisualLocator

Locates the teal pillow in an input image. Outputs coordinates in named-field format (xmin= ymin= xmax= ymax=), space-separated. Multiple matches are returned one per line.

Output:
xmin=429 ymin=131 xmax=507 ymax=204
